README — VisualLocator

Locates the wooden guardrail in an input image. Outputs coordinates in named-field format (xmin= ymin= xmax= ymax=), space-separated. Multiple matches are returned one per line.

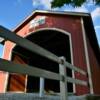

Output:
xmin=0 ymin=26 xmax=88 ymax=100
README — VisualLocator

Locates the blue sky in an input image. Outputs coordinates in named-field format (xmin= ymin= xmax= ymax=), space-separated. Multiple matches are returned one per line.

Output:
xmin=0 ymin=45 xmax=3 ymax=58
xmin=0 ymin=0 xmax=100 ymax=57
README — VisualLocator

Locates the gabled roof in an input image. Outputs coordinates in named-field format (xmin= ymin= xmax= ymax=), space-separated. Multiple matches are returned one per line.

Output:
xmin=13 ymin=10 xmax=90 ymax=32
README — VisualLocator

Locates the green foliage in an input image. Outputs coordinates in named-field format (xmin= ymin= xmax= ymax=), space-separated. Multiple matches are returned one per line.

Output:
xmin=51 ymin=0 xmax=100 ymax=8
xmin=71 ymin=0 xmax=86 ymax=7
xmin=51 ymin=0 xmax=69 ymax=8
xmin=96 ymin=0 xmax=100 ymax=5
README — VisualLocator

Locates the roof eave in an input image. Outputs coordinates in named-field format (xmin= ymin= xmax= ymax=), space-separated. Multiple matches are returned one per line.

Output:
xmin=12 ymin=10 xmax=90 ymax=32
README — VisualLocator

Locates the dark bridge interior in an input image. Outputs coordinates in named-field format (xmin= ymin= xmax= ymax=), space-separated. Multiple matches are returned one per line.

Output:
xmin=8 ymin=29 xmax=73 ymax=93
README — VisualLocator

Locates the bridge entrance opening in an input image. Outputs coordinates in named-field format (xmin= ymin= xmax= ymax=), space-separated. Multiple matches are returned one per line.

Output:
xmin=7 ymin=29 xmax=73 ymax=93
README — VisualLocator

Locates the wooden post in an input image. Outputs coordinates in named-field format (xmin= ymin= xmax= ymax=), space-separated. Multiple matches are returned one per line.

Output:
xmin=39 ymin=77 xmax=45 ymax=97
xmin=59 ymin=57 xmax=68 ymax=100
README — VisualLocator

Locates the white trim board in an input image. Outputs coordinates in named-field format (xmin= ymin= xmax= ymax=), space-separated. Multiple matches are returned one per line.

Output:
xmin=81 ymin=18 xmax=93 ymax=94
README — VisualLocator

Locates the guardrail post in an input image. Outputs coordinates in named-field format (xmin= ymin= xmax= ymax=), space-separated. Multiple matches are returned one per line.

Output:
xmin=39 ymin=77 xmax=45 ymax=97
xmin=59 ymin=57 xmax=68 ymax=100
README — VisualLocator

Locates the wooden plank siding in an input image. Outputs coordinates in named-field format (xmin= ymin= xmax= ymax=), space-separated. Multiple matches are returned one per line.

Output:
xmin=7 ymin=55 xmax=27 ymax=92
xmin=86 ymin=37 xmax=100 ymax=94
xmin=1 ymin=13 xmax=89 ymax=95
xmin=26 ymin=15 xmax=89 ymax=95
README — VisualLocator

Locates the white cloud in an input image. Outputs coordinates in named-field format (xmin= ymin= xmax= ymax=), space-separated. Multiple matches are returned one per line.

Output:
xmin=74 ymin=5 xmax=89 ymax=13
xmin=95 ymin=26 xmax=100 ymax=29
xmin=74 ymin=7 xmax=88 ymax=13
xmin=32 ymin=0 xmax=52 ymax=10
xmin=41 ymin=0 xmax=52 ymax=9
xmin=53 ymin=3 xmax=89 ymax=13
xmin=95 ymin=26 xmax=100 ymax=46
xmin=91 ymin=7 xmax=100 ymax=18
xmin=53 ymin=4 xmax=74 ymax=12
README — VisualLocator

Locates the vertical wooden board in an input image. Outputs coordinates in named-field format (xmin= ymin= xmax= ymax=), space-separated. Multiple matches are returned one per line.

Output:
xmin=87 ymin=38 xmax=100 ymax=94
xmin=7 ymin=54 xmax=27 ymax=92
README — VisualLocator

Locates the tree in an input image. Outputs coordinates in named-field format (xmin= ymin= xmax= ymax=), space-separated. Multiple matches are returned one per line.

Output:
xmin=51 ymin=0 xmax=100 ymax=8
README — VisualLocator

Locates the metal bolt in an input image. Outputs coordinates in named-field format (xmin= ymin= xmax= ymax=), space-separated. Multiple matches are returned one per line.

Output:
xmin=60 ymin=58 xmax=64 ymax=64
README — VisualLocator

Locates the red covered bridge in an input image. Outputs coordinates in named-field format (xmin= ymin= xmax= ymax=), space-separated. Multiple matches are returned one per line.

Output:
xmin=0 ymin=10 xmax=100 ymax=97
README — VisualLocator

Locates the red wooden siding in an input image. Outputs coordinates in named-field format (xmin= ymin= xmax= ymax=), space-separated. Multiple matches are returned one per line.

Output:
xmin=1 ymin=14 xmax=89 ymax=95
xmin=7 ymin=55 xmax=27 ymax=92
xmin=86 ymin=38 xmax=100 ymax=94
xmin=0 ymin=41 xmax=14 ymax=93
xmin=26 ymin=14 xmax=89 ymax=95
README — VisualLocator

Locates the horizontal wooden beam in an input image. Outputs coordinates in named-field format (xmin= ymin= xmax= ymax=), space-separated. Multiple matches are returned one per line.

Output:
xmin=0 ymin=58 xmax=61 ymax=81
xmin=67 ymin=76 xmax=87 ymax=86
xmin=65 ymin=61 xmax=86 ymax=75
xmin=0 ymin=58 xmax=87 ymax=86
xmin=0 ymin=25 xmax=60 ymax=64
xmin=0 ymin=25 xmax=86 ymax=76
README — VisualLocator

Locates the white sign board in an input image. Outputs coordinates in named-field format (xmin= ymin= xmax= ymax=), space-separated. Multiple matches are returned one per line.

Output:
xmin=29 ymin=16 xmax=46 ymax=29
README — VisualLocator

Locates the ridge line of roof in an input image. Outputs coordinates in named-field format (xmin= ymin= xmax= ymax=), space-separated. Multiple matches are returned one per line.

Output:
xmin=12 ymin=10 xmax=90 ymax=32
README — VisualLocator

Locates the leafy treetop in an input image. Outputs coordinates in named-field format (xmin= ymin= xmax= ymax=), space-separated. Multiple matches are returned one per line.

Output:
xmin=51 ymin=0 xmax=100 ymax=8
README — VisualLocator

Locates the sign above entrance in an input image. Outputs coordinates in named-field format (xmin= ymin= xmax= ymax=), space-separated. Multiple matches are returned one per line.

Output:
xmin=29 ymin=16 xmax=46 ymax=29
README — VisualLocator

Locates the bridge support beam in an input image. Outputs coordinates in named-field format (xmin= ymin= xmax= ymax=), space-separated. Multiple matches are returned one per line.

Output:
xmin=39 ymin=77 xmax=45 ymax=97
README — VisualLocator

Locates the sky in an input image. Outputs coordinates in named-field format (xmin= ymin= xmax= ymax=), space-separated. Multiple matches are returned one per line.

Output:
xmin=0 ymin=0 xmax=100 ymax=57
xmin=0 ymin=45 xmax=3 ymax=58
